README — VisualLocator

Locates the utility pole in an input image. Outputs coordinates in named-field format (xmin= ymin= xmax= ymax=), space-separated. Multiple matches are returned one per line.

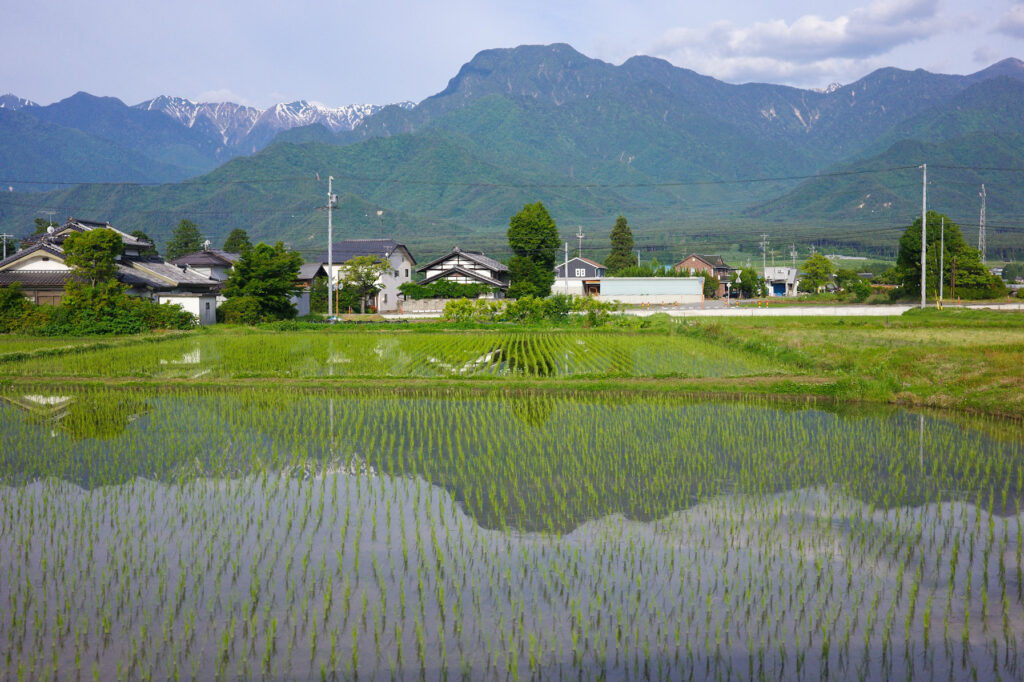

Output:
xmin=920 ymin=164 xmax=927 ymax=310
xmin=790 ymin=244 xmax=797 ymax=269
xmin=0 ymin=233 xmax=13 ymax=260
xmin=939 ymin=217 xmax=944 ymax=302
xmin=564 ymin=243 xmax=569 ymax=295
xmin=760 ymin=234 xmax=769 ymax=277
xmin=327 ymin=176 xmax=336 ymax=318
xmin=575 ymin=226 xmax=584 ymax=258
xmin=979 ymin=184 xmax=986 ymax=263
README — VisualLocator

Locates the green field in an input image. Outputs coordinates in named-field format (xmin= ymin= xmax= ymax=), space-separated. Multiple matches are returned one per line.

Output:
xmin=1 ymin=311 xmax=1023 ymax=680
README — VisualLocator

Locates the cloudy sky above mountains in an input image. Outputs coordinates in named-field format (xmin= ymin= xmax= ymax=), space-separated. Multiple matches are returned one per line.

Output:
xmin=2 ymin=0 xmax=1022 ymax=108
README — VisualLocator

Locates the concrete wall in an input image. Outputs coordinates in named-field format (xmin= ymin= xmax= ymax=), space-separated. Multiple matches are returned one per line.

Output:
xmin=597 ymin=277 xmax=704 ymax=305
xmin=550 ymin=279 xmax=587 ymax=296
xmin=158 ymin=294 xmax=218 ymax=325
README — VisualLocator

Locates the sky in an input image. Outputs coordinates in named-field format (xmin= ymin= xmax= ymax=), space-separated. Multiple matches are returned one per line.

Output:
xmin=2 ymin=0 xmax=1023 ymax=109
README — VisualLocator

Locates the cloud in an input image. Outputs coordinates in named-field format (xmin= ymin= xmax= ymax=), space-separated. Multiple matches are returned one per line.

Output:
xmin=994 ymin=4 xmax=1024 ymax=38
xmin=652 ymin=0 xmax=946 ymax=86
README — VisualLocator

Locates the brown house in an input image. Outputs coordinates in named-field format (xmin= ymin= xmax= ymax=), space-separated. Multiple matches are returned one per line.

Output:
xmin=673 ymin=254 xmax=734 ymax=297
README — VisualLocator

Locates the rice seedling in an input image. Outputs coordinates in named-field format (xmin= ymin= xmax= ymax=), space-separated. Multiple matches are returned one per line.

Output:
xmin=0 ymin=380 xmax=1022 ymax=679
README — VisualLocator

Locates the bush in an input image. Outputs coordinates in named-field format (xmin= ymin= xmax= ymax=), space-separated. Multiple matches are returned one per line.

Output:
xmin=399 ymin=281 xmax=495 ymax=300
xmin=218 ymin=296 xmax=268 ymax=325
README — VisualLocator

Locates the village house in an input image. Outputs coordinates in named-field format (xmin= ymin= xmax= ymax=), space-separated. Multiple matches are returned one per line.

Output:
xmin=0 ymin=218 xmax=220 ymax=324
xmin=763 ymin=266 xmax=800 ymax=297
xmin=416 ymin=246 xmax=509 ymax=296
xmin=673 ymin=254 xmax=734 ymax=297
xmin=553 ymin=256 xmax=605 ymax=296
xmin=323 ymin=239 xmax=415 ymax=312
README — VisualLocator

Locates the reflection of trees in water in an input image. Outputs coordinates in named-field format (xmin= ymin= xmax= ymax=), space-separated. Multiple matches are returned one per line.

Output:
xmin=2 ymin=387 xmax=1023 ymax=531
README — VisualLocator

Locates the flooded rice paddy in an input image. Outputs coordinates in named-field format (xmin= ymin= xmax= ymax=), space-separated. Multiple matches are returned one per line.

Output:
xmin=1 ymin=386 xmax=1023 ymax=680
xmin=0 ymin=331 xmax=776 ymax=379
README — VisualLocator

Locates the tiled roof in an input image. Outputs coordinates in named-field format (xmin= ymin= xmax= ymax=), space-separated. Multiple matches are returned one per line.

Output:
xmin=0 ymin=242 xmax=65 ymax=270
xmin=170 ymin=249 xmax=240 ymax=267
xmin=0 ymin=271 xmax=75 ymax=287
xmin=298 ymin=263 xmax=327 ymax=281
xmin=325 ymin=239 xmax=415 ymax=265
xmin=418 ymin=266 xmax=508 ymax=289
xmin=126 ymin=259 xmax=220 ymax=290
xmin=418 ymin=246 xmax=509 ymax=274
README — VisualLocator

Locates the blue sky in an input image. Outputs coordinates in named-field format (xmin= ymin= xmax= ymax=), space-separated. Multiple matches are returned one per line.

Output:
xmin=3 ymin=0 xmax=1023 ymax=108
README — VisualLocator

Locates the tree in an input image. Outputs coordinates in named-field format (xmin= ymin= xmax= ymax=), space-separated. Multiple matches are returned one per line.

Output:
xmin=338 ymin=255 xmax=391 ymax=314
xmin=223 ymin=228 xmax=253 ymax=254
xmin=800 ymin=253 xmax=834 ymax=293
xmin=165 ymin=220 xmax=203 ymax=260
xmin=33 ymin=217 xmax=58 ymax=235
xmin=701 ymin=271 xmax=719 ymax=298
xmin=731 ymin=267 xmax=764 ymax=298
xmin=1001 ymin=262 xmax=1024 ymax=282
xmin=221 ymin=241 xmax=303 ymax=322
xmin=130 ymin=230 xmax=159 ymax=257
xmin=605 ymin=215 xmax=637 ymax=274
xmin=507 ymin=201 xmax=559 ymax=298
xmin=63 ymin=228 xmax=123 ymax=287
xmin=895 ymin=211 xmax=1005 ymax=299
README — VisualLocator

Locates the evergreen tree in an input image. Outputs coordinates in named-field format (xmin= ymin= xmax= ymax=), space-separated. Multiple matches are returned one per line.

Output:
xmin=165 ymin=220 xmax=203 ymax=261
xmin=507 ymin=202 xmax=559 ymax=298
xmin=895 ymin=212 xmax=1005 ymax=299
xmin=605 ymin=215 xmax=637 ymax=273
xmin=223 ymin=228 xmax=253 ymax=254
xmin=221 ymin=242 xmax=303 ymax=321
xmin=63 ymin=228 xmax=123 ymax=287
xmin=130 ymin=230 xmax=159 ymax=257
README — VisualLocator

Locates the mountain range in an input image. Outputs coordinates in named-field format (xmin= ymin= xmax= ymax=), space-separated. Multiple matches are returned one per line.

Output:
xmin=2 ymin=44 xmax=1023 ymax=263
xmin=0 ymin=93 xmax=414 ymax=182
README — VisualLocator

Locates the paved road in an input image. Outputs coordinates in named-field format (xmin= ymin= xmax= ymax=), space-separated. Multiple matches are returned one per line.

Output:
xmin=381 ymin=301 xmax=1024 ymax=321
xmin=625 ymin=302 xmax=1024 ymax=317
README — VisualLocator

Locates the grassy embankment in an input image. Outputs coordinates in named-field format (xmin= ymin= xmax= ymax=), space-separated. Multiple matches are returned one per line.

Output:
xmin=0 ymin=308 xmax=1021 ymax=419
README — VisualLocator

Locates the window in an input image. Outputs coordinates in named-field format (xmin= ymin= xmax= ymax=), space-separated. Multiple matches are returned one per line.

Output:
xmin=205 ymin=302 xmax=210 ymax=310
xmin=383 ymin=293 xmax=388 ymax=303
xmin=575 ymin=268 xmax=586 ymax=277
xmin=404 ymin=268 xmax=409 ymax=278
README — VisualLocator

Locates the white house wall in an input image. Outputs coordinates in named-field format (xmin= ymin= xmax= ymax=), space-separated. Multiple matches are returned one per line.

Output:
xmin=9 ymin=255 xmax=68 ymax=271
xmin=329 ymin=250 xmax=413 ymax=313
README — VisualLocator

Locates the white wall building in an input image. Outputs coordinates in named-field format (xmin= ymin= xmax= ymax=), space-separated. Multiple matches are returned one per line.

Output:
xmin=325 ymin=239 xmax=416 ymax=312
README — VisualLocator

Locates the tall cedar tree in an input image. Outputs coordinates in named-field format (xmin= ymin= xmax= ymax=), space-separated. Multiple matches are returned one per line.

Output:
xmin=223 ymin=228 xmax=253 ymax=254
xmin=896 ymin=211 xmax=1005 ymax=299
xmin=507 ymin=201 xmax=559 ymax=298
xmin=605 ymin=215 xmax=637 ymax=273
xmin=222 ymin=242 xmax=303 ymax=320
xmin=165 ymin=220 xmax=203 ymax=260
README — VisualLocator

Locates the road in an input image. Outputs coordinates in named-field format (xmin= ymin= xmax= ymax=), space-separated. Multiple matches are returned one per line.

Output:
xmin=381 ymin=301 xmax=1024 ymax=320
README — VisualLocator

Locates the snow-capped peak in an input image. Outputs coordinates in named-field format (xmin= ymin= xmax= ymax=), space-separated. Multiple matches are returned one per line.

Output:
xmin=0 ymin=94 xmax=37 ymax=110
xmin=134 ymin=95 xmax=415 ymax=147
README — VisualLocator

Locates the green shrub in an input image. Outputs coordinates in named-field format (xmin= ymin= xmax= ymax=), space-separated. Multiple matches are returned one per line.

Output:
xmin=399 ymin=281 xmax=495 ymax=300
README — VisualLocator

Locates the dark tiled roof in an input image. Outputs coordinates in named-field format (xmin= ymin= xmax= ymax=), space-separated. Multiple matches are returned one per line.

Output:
xmin=298 ymin=263 xmax=327 ymax=281
xmin=326 ymin=239 xmax=414 ymax=265
xmin=0 ymin=242 xmax=65 ymax=270
xmin=0 ymin=270 xmax=74 ymax=287
xmin=170 ymin=249 xmax=240 ymax=267
xmin=417 ymin=246 xmax=508 ymax=274
xmin=126 ymin=260 xmax=220 ymax=290
xmin=419 ymin=266 xmax=508 ymax=289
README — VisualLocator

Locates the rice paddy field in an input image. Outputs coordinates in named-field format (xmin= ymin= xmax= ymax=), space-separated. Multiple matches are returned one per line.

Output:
xmin=1 ymin=315 xmax=1023 ymax=681
xmin=0 ymin=330 xmax=776 ymax=380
